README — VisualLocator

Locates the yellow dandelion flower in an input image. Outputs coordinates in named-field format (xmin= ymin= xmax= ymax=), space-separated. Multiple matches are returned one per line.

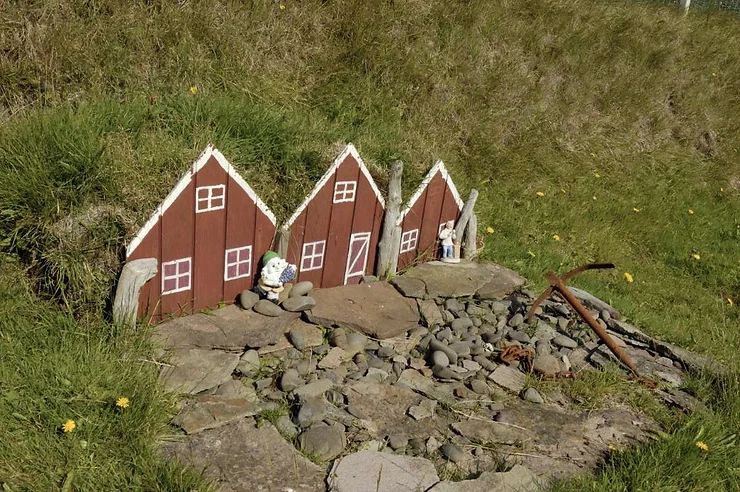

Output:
xmin=594 ymin=172 xmax=601 ymax=178
xmin=552 ymin=234 xmax=560 ymax=241
xmin=692 ymin=253 xmax=701 ymax=260
xmin=728 ymin=298 xmax=734 ymax=307
xmin=688 ymin=209 xmax=694 ymax=215
xmin=116 ymin=397 xmax=130 ymax=409
xmin=624 ymin=272 xmax=634 ymax=283
xmin=527 ymin=250 xmax=536 ymax=258
xmin=711 ymin=72 xmax=717 ymax=77
xmin=590 ymin=152 xmax=596 ymax=157
xmin=486 ymin=226 xmax=494 ymax=234
xmin=696 ymin=441 xmax=709 ymax=451
xmin=592 ymin=196 xmax=597 ymax=201
xmin=536 ymin=191 xmax=545 ymax=197
xmin=279 ymin=3 xmax=285 ymax=9
xmin=633 ymin=208 xmax=640 ymax=213
xmin=62 ymin=420 xmax=76 ymax=433
xmin=189 ymin=86 xmax=198 ymax=95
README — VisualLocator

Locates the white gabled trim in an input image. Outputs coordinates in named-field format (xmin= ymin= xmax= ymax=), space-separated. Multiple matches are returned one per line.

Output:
xmin=126 ymin=144 xmax=277 ymax=258
xmin=284 ymin=144 xmax=385 ymax=228
xmin=396 ymin=160 xmax=464 ymax=226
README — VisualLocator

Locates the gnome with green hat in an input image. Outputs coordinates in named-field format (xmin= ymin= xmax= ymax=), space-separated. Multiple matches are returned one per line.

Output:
xmin=256 ymin=251 xmax=297 ymax=303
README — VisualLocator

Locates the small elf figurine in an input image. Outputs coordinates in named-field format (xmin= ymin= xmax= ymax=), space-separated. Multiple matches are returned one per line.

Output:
xmin=255 ymin=251 xmax=297 ymax=303
xmin=439 ymin=220 xmax=460 ymax=263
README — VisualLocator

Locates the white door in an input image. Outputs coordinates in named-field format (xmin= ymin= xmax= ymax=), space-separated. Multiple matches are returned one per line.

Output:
xmin=344 ymin=232 xmax=371 ymax=285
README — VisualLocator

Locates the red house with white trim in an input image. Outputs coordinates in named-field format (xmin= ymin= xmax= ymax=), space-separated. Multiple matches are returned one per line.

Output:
xmin=126 ymin=145 xmax=277 ymax=320
xmin=397 ymin=160 xmax=464 ymax=270
xmin=283 ymin=144 xmax=385 ymax=288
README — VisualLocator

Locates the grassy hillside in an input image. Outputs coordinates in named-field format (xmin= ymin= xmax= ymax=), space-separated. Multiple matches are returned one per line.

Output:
xmin=0 ymin=0 xmax=738 ymax=489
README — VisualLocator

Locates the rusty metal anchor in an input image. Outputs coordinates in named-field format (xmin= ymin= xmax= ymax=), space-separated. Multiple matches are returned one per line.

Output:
xmin=527 ymin=263 xmax=640 ymax=375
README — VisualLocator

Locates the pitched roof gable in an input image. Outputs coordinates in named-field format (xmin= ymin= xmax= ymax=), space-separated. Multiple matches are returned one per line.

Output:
xmin=397 ymin=160 xmax=464 ymax=226
xmin=126 ymin=144 xmax=277 ymax=258
xmin=284 ymin=143 xmax=386 ymax=229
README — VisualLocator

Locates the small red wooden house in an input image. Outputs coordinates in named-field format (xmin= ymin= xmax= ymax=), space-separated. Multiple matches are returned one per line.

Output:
xmin=283 ymin=144 xmax=385 ymax=288
xmin=126 ymin=145 xmax=277 ymax=320
xmin=397 ymin=160 xmax=464 ymax=270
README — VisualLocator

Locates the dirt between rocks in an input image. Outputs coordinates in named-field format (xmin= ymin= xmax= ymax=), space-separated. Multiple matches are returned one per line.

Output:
xmin=155 ymin=261 xmax=719 ymax=492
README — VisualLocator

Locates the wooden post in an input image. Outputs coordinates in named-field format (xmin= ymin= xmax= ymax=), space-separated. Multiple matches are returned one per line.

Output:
xmin=454 ymin=189 xmax=478 ymax=241
xmin=463 ymin=212 xmax=478 ymax=259
xmin=376 ymin=160 xmax=403 ymax=279
xmin=113 ymin=258 xmax=157 ymax=328
xmin=274 ymin=226 xmax=290 ymax=258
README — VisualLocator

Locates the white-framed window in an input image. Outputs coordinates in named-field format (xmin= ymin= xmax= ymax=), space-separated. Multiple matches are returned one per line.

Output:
xmin=196 ymin=185 xmax=226 ymax=213
xmin=333 ymin=181 xmax=357 ymax=203
xmin=301 ymin=240 xmax=326 ymax=272
xmin=224 ymin=246 xmax=253 ymax=281
xmin=400 ymin=229 xmax=419 ymax=253
xmin=162 ymin=257 xmax=192 ymax=294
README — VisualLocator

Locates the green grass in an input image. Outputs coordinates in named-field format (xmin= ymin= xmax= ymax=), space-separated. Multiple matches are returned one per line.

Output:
xmin=0 ymin=0 xmax=739 ymax=489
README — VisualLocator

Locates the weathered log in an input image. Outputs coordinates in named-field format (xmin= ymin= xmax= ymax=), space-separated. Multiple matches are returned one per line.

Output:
xmin=454 ymin=189 xmax=479 ymax=240
xmin=463 ymin=212 xmax=478 ymax=259
xmin=113 ymin=258 xmax=157 ymax=328
xmin=274 ymin=226 xmax=290 ymax=259
xmin=376 ymin=160 xmax=404 ymax=279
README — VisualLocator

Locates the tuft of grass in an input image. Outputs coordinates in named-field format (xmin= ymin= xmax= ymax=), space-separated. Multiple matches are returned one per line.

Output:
xmin=0 ymin=256 xmax=213 ymax=490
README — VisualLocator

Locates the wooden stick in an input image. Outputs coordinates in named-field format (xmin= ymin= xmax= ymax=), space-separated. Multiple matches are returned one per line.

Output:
xmin=454 ymin=189 xmax=478 ymax=241
xmin=274 ymin=226 xmax=290 ymax=258
xmin=376 ymin=160 xmax=403 ymax=279
xmin=463 ymin=212 xmax=478 ymax=259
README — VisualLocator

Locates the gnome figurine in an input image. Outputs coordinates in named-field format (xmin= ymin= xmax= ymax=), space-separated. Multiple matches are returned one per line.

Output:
xmin=256 ymin=251 xmax=297 ymax=303
xmin=439 ymin=220 xmax=460 ymax=263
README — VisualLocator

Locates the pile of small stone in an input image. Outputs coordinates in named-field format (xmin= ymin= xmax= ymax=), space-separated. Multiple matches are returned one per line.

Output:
xmin=239 ymin=280 xmax=317 ymax=316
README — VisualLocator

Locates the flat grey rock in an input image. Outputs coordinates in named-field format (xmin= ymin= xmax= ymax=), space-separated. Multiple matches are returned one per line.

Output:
xmin=396 ymin=369 xmax=456 ymax=405
xmin=171 ymin=395 xmax=260 ymax=434
xmin=292 ymin=378 xmax=333 ymax=401
xmin=451 ymin=419 xmax=528 ymax=445
xmin=318 ymin=347 xmax=349 ymax=369
xmin=253 ymin=299 xmax=284 ymax=317
xmin=488 ymin=365 xmax=526 ymax=393
xmin=308 ymin=282 xmax=420 ymax=339
xmin=408 ymin=398 xmax=437 ymax=420
xmin=419 ymin=298 xmax=445 ymax=327
xmin=328 ymin=451 xmax=439 ymax=492
xmin=552 ymin=334 xmax=578 ymax=349
xmin=162 ymin=418 xmax=324 ymax=492
xmin=532 ymin=354 xmax=561 ymax=377
xmin=290 ymin=280 xmax=314 ymax=297
xmin=428 ymin=464 xmax=540 ymax=492
xmin=259 ymin=318 xmax=323 ymax=355
xmin=239 ymin=290 xmax=259 ymax=310
xmin=298 ymin=422 xmax=345 ymax=461
xmin=439 ymin=443 xmax=466 ymax=462
xmin=523 ymin=387 xmax=544 ymax=404
xmin=391 ymin=261 xmax=525 ymax=299
xmin=160 ymin=348 xmax=239 ymax=394
xmin=153 ymin=304 xmax=300 ymax=351
xmin=283 ymin=295 xmax=316 ymax=312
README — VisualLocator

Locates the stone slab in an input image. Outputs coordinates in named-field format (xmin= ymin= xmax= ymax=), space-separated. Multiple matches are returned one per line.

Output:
xmin=328 ymin=450 xmax=439 ymax=492
xmin=160 ymin=348 xmax=239 ymax=395
xmin=428 ymin=464 xmax=540 ymax=492
xmin=391 ymin=261 xmax=525 ymax=299
xmin=418 ymin=299 xmax=445 ymax=327
xmin=153 ymin=304 xmax=300 ymax=351
xmin=488 ymin=365 xmax=526 ymax=393
xmin=307 ymin=282 xmax=420 ymax=339
xmin=161 ymin=418 xmax=325 ymax=492
xmin=568 ymin=287 xmax=621 ymax=320
xmin=172 ymin=395 xmax=260 ymax=434
xmin=258 ymin=318 xmax=324 ymax=355
xmin=451 ymin=419 xmax=532 ymax=445
xmin=396 ymin=369 xmax=457 ymax=405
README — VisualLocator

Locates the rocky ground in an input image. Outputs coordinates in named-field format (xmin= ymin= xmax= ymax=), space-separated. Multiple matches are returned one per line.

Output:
xmin=156 ymin=261 xmax=718 ymax=492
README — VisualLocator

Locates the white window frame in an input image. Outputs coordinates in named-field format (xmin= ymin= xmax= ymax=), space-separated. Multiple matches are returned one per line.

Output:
xmin=224 ymin=245 xmax=253 ymax=281
xmin=333 ymin=181 xmax=357 ymax=203
xmin=195 ymin=184 xmax=226 ymax=213
xmin=400 ymin=229 xmax=419 ymax=253
xmin=301 ymin=240 xmax=326 ymax=272
xmin=161 ymin=257 xmax=192 ymax=295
